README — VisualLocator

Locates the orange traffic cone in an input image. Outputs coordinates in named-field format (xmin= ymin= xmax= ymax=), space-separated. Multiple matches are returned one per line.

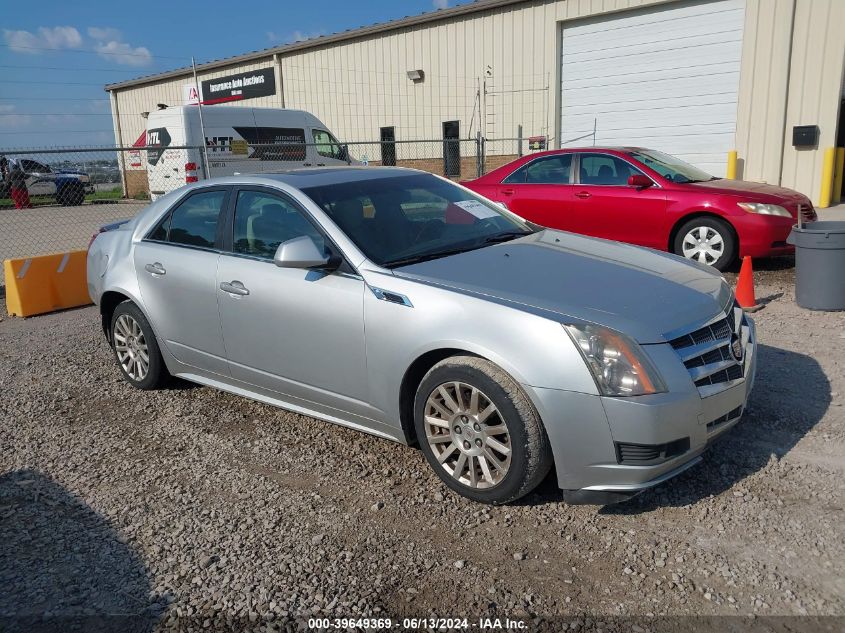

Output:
xmin=735 ymin=256 xmax=761 ymax=311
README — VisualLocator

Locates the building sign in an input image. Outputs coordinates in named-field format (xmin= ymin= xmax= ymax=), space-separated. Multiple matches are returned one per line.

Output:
xmin=528 ymin=135 xmax=547 ymax=150
xmin=184 ymin=84 xmax=200 ymax=105
xmin=200 ymin=68 xmax=276 ymax=104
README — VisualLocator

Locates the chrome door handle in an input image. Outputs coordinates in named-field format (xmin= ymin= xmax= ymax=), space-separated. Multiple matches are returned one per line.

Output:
xmin=575 ymin=191 xmax=591 ymax=199
xmin=144 ymin=262 xmax=166 ymax=276
xmin=220 ymin=280 xmax=249 ymax=296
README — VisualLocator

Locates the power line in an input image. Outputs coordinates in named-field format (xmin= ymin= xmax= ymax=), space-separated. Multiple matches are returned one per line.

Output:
xmin=0 ymin=43 xmax=187 ymax=60
xmin=0 ymin=97 xmax=110 ymax=101
xmin=0 ymin=64 xmax=143 ymax=73
xmin=3 ymin=79 xmax=114 ymax=86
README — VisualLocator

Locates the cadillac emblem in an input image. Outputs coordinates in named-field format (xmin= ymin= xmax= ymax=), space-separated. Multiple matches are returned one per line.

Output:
xmin=730 ymin=335 xmax=744 ymax=362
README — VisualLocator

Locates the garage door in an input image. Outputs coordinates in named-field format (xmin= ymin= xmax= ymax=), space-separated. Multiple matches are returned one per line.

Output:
xmin=559 ymin=0 xmax=745 ymax=177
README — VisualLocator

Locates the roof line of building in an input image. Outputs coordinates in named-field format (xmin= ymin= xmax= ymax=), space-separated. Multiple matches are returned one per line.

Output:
xmin=104 ymin=0 xmax=531 ymax=92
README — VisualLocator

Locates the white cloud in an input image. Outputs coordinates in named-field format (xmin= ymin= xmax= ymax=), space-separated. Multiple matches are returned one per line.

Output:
xmin=93 ymin=39 xmax=153 ymax=66
xmin=290 ymin=30 xmax=325 ymax=43
xmin=2 ymin=26 xmax=82 ymax=53
xmin=85 ymin=26 xmax=153 ymax=66
xmin=0 ymin=104 xmax=32 ymax=127
xmin=432 ymin=0 xmax=448 ymax=9
xmin=87 ymin=26 xmax=122 ymax=41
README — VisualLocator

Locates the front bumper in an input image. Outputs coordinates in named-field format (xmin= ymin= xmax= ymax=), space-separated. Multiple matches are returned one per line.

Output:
xmin=528 ymin=314 xmax=757 ymax=505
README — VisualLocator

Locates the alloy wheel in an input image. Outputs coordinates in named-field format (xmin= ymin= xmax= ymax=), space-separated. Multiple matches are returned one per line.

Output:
xmin=424 ymin=381 xmax=512 ymax=489
xmin=681 ymin=226 xmax=725 ymax=265
xmin=113 ymin=314 xmax=149 ymax=381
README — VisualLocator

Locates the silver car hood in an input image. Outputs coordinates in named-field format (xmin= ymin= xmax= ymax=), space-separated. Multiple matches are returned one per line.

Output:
xmin=391 ymin=230 xmax=730 ymax=344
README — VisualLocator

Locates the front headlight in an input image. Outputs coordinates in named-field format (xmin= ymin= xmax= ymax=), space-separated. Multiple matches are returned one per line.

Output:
xmin=79 ymin=175 xmax=90 ymax=183
xmin=737 ymin=202 xmax=791 ymax=217
xmin=563 ymin=323 xmax=667 ymax=396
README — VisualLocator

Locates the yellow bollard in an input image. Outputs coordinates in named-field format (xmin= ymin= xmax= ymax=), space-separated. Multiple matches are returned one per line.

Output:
xmin=819 ymin=147 xmax=836 ymax=208
xmin=726 ymin=150 xmax=738 ymax=179
xmin=833 ymin=147 xmax=845 ymax=205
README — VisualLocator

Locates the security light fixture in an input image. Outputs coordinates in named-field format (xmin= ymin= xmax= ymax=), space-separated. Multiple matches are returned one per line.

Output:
xmin=406 ymin=69 xmax=424 ymax=83
xmin=156 ymin=103 xmax=169 ymax=110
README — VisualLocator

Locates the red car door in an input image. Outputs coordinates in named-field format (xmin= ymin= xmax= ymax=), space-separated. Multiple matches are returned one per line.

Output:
xmin=494 ymin=154 xmax=577 ymax=229
xmin=573 ymin=152 xmax=667 ymax=249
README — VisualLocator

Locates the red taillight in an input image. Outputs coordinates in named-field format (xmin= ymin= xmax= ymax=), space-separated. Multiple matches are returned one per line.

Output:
xmin=185 ymin=162 xmax=198 ymax=183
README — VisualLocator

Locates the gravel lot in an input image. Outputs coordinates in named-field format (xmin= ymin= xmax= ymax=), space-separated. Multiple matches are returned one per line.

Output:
xmin=1 ymin=265 xmax=843 ymax=632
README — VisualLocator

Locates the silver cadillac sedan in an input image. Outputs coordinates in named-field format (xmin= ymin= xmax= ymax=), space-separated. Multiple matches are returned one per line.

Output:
xmin=87 ymin=168 xmax=756 ymax=505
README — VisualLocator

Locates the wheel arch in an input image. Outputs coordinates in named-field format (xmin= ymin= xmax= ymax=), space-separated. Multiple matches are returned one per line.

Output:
xmin=668 ymin=211 xmax=739 ymax=254
xmin=399 ymin=348 xmax=471 ymax=446
xmin=99 ymin=289 xmax=153 ymax=345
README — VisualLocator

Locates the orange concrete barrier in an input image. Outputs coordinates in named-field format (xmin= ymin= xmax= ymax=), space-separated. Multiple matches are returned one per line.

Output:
xmin=4 ymin=250 xmax=92 ymax=317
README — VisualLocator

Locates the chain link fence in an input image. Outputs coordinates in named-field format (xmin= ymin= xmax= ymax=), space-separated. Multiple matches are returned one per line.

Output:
xmin=0 ymin=136 xmax=553 ymax=281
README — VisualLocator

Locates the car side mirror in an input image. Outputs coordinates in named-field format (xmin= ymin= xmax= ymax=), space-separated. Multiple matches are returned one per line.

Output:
xmin=273 ymin=235 xmax=333 ymax=269
xmin=628 ymin=174 xmax=654 ymax=189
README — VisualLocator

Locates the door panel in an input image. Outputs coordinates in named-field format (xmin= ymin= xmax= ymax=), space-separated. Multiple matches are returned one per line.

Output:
xmin=134 ymin=242 xmax=227 ymax=374
xmin=217 ymin=259 xmax=368 ymax=411
xmin=574 ymin=153 xmax=667 ymax=248
xmin=500 ymin=184 xmax=575 ymax=231
xmin=217 ymin=188 xmax=370 ymax=415
xmin=497 ymin=153 xmax=576 ymax=230
xmin=133 ymin=187 xmax=230 ymax=374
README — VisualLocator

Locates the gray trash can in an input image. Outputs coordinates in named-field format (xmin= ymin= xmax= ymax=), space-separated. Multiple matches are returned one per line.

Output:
xmin=787 ymin=221 xmax=845 ymax=311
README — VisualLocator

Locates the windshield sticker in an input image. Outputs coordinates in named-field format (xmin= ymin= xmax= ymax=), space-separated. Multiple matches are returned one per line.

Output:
xmin=454 ymin=200 xmax=499 ymax=219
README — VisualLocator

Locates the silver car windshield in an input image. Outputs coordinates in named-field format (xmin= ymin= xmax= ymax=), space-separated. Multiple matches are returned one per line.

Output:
xmin=629 ymin=150 xmax=716 ymax=184
xmin=302 ymin=173 xmax=534 ymax=267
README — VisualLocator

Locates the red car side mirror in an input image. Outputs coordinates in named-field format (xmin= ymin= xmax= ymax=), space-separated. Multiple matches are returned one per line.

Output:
xmin=628 ymin=174 xmax=654 ymax=189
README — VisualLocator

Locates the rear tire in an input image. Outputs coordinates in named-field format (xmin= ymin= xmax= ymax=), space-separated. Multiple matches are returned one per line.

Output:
xmin=110 ymin=301 xmax=167 ymax=390
xmin=414 ymin=356 xmax=553 ymax=504
xmin=59 ymin=184 xmax=84 ymax=206
xmin=673 ymin=216 xmax=736 ymax=271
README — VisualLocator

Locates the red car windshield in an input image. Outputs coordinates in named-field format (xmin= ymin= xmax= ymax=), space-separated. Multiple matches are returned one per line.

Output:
xmin=629 ymin=150 xmax=716 ymax=184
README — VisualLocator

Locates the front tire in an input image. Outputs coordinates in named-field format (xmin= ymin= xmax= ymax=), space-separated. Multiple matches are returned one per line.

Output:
xmin=110 ymin=301 xmax=166 ymax=390
xmin=414 ymin=356 xmax=553 ymax=504
xmin=58 ymin=184 xmax=84 ymax=206
xmin=673 ymin=216 xmax=736 ymax=271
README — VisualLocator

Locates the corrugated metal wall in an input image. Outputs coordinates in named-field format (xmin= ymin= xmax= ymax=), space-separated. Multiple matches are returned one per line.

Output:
xmin=110 ymin=0 xmax=844 ymax=202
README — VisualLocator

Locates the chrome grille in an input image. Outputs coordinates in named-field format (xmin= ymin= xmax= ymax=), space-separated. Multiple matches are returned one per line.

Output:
xmin=668 ymin=300 xmax=750 ymax=396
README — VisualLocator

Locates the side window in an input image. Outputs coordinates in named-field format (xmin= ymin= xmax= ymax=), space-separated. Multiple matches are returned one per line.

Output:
xmin=312 ymin=129 xmax=343 ymax=160
xmin=233 ymin=190 xmax=324 ymax=259
xmin=503 ymin=155 xmax=573 ymax=184
xmin=150 ymin=189 xmax=226 ymax=247
xmin=579 ymin=153 xmax=641 ymax=186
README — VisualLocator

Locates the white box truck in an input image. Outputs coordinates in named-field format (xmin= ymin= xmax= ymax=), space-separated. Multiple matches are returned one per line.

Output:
xmin=144 ymin=105 xmax=353 ymax=199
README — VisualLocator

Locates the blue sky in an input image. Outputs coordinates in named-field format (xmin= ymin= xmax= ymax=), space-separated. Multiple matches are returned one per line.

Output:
xmin=1 ymin=0 xmax=464 ymax=149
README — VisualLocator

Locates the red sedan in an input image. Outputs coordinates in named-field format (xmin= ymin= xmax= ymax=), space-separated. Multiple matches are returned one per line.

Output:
xmin=463 ymin=148 xmax=816 ymax=271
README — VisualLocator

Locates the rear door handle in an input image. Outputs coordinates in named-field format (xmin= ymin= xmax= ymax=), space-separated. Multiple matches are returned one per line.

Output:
xmin=316 ymin=163 xmax=326 ymax=167
xmin=144 ymin=262 xmax=166 ymax=276
xmin=220 ymin=280 xmax=249 ymax=296
xmin=501 ymin=188 xmax=515 ymax=196
xmin=575 ymin=191 xmax=592 ymax=199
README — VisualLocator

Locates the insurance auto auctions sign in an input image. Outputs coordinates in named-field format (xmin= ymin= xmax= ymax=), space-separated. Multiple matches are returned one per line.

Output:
xmin=200 ymin=68 xmax=276 ymax=104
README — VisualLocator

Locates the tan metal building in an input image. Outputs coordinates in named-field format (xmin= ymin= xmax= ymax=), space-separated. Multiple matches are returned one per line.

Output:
xmin=106 ymin=0 xmax=845 ymax=205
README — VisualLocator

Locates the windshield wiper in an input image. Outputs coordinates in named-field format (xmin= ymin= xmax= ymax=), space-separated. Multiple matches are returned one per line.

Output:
xmin=383 ymin=245 xmax=483 ymax=268
xmin=481 ymin=230 xmax=532 ymax=244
